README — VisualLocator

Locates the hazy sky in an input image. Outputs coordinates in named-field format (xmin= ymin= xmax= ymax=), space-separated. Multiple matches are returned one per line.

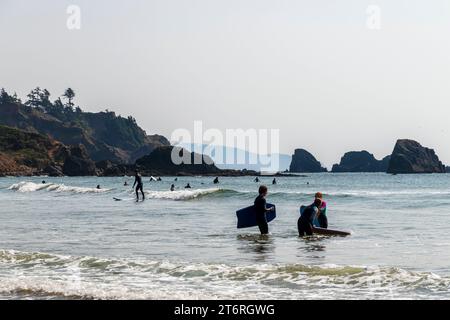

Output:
xmin=1 ymin=0 xmax=450 ymax=168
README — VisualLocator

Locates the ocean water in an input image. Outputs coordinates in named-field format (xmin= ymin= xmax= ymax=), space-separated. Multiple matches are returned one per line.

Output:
xmin=1 ymin=173 xmax=450 ymax=300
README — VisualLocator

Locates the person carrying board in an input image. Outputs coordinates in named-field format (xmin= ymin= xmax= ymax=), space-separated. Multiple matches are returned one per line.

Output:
xmin=298 ymin=198 xmax=322 ymax=237
xmin=254 ymin=185 xmax=275 ymax=235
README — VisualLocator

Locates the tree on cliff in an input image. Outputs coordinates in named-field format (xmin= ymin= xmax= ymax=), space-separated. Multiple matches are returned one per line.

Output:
xmin=63 ymin=88 xmax=75 ymax=111
xmin=25 ymin=87 xmax=52 ymax=111
xmin=0 ymin=88 xmax=21 ymax=105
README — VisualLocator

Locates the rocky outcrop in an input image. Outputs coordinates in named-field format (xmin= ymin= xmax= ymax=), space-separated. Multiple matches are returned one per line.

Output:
xmin=387 ymin=140 xmax=446 ymax=174
xmin=135 ymin=146 xmax=222 ymax=176
xmin=0 ymin=125 xmax=66 ymax=176
xmin=289 ymin=149 xmax=327 ymax=173
xmin=332 ymin=151 xmax=390 ymax=172
xmin=62 ymin=145 xmax=97 ymax=176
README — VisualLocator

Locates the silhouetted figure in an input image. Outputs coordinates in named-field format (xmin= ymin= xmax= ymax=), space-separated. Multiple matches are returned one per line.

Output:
xmin=185 ymin=183 xmax=192 ymax=189
xmin=124 ymin=181 xmax=128 ymax=186
xmin=272 ymin=178 xmax=277 ymax=185
xmin=174 ymin=178 xmax=178 ymax=181
xmin=298 ymin=198 xmax=322 ymax=237
xmin=157 ymin=177 xmax=162 ymax=181
xmin=42 ymin=180 xmax=46 ymax=184
xmin=254 ymin=185 xmax=275 ymax=235
xmin=213 ymin=177 xmax=219 ymax=184
xmin=133 ymin=169 xmax=145 ymax=201
xmin=96 ymin=185 xmax=101 ymax=189
xmin=254 ymin=177 xmax=260 ymax=183
xmin=170 ymin=184 xmax=175 ymax=191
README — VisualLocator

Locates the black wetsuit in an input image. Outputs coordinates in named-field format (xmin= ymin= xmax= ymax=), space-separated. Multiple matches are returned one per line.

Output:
xmin=254 ymin=195 xmax=269 ymax=235
xmin=133 ymin=174 xmax=144 ymax=200
xmin=318 ymin=214 xmax=328 ymax=229
xmin=298 ymin=204 xmax=318 ymax=236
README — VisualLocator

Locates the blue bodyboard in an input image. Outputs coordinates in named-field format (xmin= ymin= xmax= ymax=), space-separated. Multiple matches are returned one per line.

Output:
xmin=236 ymin=204 xmax=276 ymax=229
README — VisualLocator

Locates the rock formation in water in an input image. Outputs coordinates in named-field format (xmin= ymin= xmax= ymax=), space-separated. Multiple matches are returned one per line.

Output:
xmin=289 ymin=149 xmax=327 ymax=173
xmin=134 ymin=146 xmax=222 ymax=176
xmin=332 ymin=151 xmax=390 ymax=172
xmin=387 ymin=139 xmax=446 ymax=174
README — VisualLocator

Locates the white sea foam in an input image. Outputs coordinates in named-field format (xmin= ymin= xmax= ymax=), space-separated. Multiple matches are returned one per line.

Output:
xmin=0 ymin=249 xmax=449 ymax=300
xmin=8 ymin=182 xmax=110 ymax=194
xmin=144 ymin=188 xmax=222 ymax=200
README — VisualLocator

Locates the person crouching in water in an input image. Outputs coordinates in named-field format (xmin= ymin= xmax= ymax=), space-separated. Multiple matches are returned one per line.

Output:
xmin=254 ymin=185 xmax=274 ymax=235
xmin=132 ymin=169 xmax=145 ymax=201
xmin=313 ymin=192 xmax=328 ymax=229
xmin=298 ymin=198 xmax=322 ymax=237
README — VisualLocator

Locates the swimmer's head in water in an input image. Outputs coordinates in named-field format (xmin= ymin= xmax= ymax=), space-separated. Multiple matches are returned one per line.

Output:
xmin=315 ymin=192 xmax=323 ymax=199
xmin=258 ymin=185 xmax=268 ymax=196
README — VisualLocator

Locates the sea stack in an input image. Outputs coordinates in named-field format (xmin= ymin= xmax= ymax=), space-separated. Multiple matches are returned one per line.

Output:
xmin=387 ymin=139 xmax=446 ymax=174
xmin=135 ymin=146 xmax=221 ymax=176
xmin=289 ymin=149 xmax=327 ymax=173
xmin=332 ymin=151 xmax=390 ymax=173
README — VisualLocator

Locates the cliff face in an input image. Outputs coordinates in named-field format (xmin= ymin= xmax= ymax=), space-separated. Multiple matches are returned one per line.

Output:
xmin=332 ymin=151 xmax=390 ymax=172
xmin=387 ymin=139 xmax=446 ymax=174
xmin=0 ymin=125 xmax=64 ymax=176
xmin=61 ymin=145 xmax=97 ymax=176
xmin=289 ymin=149 xmax=327 ymax=173
xmin=0 ymin=102 xmax=169 ymax=164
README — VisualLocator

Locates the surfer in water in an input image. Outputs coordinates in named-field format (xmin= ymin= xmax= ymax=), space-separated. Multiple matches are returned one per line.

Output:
xmin=313 ymin=192 xmax=328 ymax=229
xmin=132 ymin=169 xmax=145 ymax=201
xmin=254 ymin=185 xmax=275 ymax=235
xmin=254 ymin=177 xmax=260 ymax=183
xmin=272 ymin=178 xmax=277 ymax=185
xmin=213 ymin=177 xmax=219 ymax=184
xmin=298 ymin=198 xmax=322 ymax=237
xmin=170 ymin=184 xmax=175 ymax=191
xmin=185 ymin=183 xmax=192 ymax=189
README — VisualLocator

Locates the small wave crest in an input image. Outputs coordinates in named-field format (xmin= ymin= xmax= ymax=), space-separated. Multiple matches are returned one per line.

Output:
xmin=143 ymin=188 xmax=233 ymax=201
xmin=8 ymin=182 xmax=110 ymax=194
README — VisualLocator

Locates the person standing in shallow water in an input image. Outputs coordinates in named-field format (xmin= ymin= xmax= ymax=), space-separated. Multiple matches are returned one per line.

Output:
xmin=133 ymin=169 xmax=145 ymax=201
xmin=254 ymin=185 xmax=274 ymax=235
xmin=298 ymin=198 xmax=322 ymax=237
xmin=313 ymin=192 xmax=328 ymax=229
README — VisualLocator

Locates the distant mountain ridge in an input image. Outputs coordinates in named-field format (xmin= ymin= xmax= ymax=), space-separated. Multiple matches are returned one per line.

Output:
xmin=0 ymin=88 xmax=169 ymax=164
xmin=178 ymin=143 xmax=292 ymax=172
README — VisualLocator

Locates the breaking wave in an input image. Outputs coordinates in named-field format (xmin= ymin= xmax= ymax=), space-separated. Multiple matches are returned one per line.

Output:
xmin=143 ymin=188 xmax=228 ymax=201
xmin=8 ymin=182 xmax=111 ymax=194
xmin=0 ymin=249 xmax=449 ymax=300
